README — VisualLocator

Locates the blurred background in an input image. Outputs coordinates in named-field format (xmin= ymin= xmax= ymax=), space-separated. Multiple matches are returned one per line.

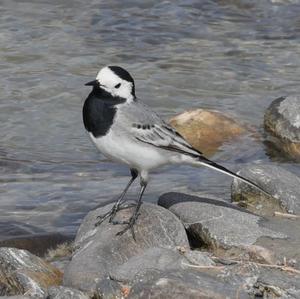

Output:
xmin=1 ymin=0 xmax=300 ymax=239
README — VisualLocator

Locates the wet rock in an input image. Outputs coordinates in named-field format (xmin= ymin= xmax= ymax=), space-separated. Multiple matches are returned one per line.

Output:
xmin=231 ymin=164 xmax=300 ymax=216
xmin=264 ymin=96 xmax=300 ymax=160
xmin=0 ymin=233 xmax=73 ymax=257
xmin=158 ymin=192 xmax=284 ymax=250
xmin=47 ymin=286 xmax=89 ymax=299
xmin=64 ymin=202 xmax=189 ymax=292
xmin=109 ymin=247 xmax=215 ymax=283
xmin=127 ymin=269 xmax=251 ymax=299
xmin=169 ymin=108 xmax=246 ymax=156
xmin=0 ymin=247 xmax=62 ymax=297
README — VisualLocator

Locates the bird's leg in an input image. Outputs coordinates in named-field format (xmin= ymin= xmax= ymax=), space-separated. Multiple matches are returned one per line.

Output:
xmin=95 ymin=169 xmax=138 ymax=226
xmin=115 ymin=179 xmax=147 ymax=240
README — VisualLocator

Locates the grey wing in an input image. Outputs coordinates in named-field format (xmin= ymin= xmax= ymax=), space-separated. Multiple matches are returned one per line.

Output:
xmin=118 ymin=100 xmax=203 ymax=157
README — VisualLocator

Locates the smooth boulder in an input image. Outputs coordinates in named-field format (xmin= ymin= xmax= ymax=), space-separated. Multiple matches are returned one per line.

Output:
xmin=109 ymin=247 xmax=215 ymax=283
xmin=64 ymin=202 xmax=189 ymax=292
xmin=127 ymin=269 xmax=251 ymax=299
xmin=158 ymin=192 xmax=284 ymax=249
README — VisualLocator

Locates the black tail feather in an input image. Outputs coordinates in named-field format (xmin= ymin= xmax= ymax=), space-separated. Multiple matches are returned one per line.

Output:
xmin=198 ymin=156 xmax=272 ymax=198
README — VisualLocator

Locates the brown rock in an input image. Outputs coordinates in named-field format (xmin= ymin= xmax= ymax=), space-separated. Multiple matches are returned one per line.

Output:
xmin=169 ymin=109 xmax=246 ymax=156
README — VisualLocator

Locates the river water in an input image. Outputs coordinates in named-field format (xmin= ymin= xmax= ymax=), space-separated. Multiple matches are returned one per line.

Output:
xmin=1 ymin=0 xmax=300 ymax=238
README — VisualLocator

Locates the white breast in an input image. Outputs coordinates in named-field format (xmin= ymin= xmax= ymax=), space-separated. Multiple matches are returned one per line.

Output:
xmin=89 ymin=132 xmax=176 ymax=172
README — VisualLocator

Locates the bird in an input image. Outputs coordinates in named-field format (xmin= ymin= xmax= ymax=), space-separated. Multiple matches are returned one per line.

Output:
xmin=83 ymin=65 xmax=270 ymax=239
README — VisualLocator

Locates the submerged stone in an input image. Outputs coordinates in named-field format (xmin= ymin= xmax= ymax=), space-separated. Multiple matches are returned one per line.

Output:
xmin=169 ymin=108 xmax=246 ymax=156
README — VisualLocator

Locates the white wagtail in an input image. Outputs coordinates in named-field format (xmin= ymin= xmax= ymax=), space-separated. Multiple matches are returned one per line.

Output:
xmin=83 ymin=66 xmax=270 ymax=238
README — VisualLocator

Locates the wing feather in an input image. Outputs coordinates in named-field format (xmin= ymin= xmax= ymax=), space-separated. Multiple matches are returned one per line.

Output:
xmin=117 ymin=100 xmax=203 ymax=157
xmin=132 ymin=122 xmax=202 ymax=157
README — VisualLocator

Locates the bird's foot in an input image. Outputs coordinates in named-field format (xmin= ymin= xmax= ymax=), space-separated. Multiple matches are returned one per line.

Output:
xmin=115 ymin=211 xmax=141 ymax=240
xmin=94 ymin=203 xmax=136 ymax=227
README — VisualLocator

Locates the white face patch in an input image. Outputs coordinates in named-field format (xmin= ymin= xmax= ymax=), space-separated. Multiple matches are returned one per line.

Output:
xmin=96 ymin=67 xmax=134 ymax=101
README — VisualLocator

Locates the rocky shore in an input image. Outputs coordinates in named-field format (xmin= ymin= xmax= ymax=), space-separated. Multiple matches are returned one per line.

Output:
xmin=1 ymin=188 xmax=299 ymax=298
xmin=1 ymin=97 xmax=300 ymax=298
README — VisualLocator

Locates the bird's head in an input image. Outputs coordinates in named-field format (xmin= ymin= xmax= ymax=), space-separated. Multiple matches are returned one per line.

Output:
xmin=85 ymin=66 xmax=135 ymax=101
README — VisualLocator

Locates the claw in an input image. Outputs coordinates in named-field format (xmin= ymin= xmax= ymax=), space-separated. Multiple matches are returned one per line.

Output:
xmin=94 ymin=202 xmax=137 ymax=227
xmin=95 ymin=207 xmax=117 ymax=227
xmin=108 ymin=203 xmax=136 ymax=223
xmin=115 ymin=213 xmax=138 ymax=240
xmin=95 ymin=212 xmax=111 ymax=226
xmin=116 ymin=224 xmax=136 ymax=241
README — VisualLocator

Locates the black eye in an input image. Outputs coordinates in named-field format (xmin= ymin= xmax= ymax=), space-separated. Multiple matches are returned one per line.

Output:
xmin=115 ymin=83 xmax=121 ymax=89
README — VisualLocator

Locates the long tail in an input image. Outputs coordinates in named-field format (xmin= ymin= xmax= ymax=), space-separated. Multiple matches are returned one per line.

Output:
xmin=197 ymin=156 xmax=272 ymax=198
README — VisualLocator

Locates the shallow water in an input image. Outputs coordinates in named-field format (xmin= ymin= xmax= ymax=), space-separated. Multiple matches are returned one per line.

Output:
xmin=1 ymin=0 xmax=300 ymax=238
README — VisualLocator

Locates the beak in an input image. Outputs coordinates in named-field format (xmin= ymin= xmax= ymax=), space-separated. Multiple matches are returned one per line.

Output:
xmin=85 ymin=80 xmax=98 ymax=86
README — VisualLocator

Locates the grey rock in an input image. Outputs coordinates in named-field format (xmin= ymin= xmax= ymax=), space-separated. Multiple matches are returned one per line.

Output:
xmin=109 ymin=247 xmax=185 ymax=283
xmin=64 ymin=202 xmax=189 ymax=292
xmin=217 ymin=262 xmax=300 ymax=299
xmin=0 ymin=297 xmax=30 ymax=299
xmin=254 ymin=215 xmax=300 ymax=271
xmin=182 ymin=249 xmax=215 ymax=266
xmin=109 ymin=247 xmax=214 ymax=283
xmin=264 ymin=96 xmax=300 ymax=143
xmin=47 ymin=286 xmax=89 ymax=299
xmin=127 ymin=269 xmax=251 ymax=299
xmin=95 ymin=278 xmax=123 ymax=299
xmin=231 ymin=164 xmax=300 ymax=215
xmin=158 ymin=192 xmax=284 ymax=249
xmin=0 ymin=247 xmax=62 ymax=298
xmin=264 ymin=96 xmax=300 ymax=159
xmin=253 ymin=268 xmax=300 ymax=299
